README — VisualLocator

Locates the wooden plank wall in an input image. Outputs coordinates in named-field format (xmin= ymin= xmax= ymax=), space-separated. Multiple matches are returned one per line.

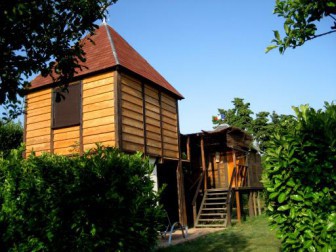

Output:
xmin=82 ymin=72 xmax=115 ymax=151
xmin=25 ymin=89 xmax=52 ymax=156
xmin=120 ymin=74 xmax=179 ymax=159
xmin=53 ymin=126 xmax=80 ymax=155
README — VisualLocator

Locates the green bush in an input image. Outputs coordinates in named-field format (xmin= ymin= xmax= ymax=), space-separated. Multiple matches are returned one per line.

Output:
xmin=0 ymin=146 xmax=164 ymax=251
xmin=263 ymin=103 xmax=336 ymax=251
xmin=0 ymin=120 xmax=23 ymax=158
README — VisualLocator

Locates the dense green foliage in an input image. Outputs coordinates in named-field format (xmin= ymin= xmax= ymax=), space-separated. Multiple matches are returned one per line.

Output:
xmin=213 ymin=97 xmax=294 ymax=152
xmin=266 ymin=0 xmax=336 ymax=53
xmin=0 ymin=120 xmax=23 ymax=158
xmin=0 ymin=0 xmax=117 ymax=119
xmin=0 ymin=146 xmax=163 ymax=251
xmin=263 ymin=103 xmax=336 ymax=251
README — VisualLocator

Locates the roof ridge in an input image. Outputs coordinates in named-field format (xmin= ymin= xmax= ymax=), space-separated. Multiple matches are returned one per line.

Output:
xmin=103 ymin=23 xmax=119 ymax=65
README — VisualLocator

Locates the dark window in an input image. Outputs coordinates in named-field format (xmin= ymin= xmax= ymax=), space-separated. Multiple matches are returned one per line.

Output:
xmin=53 ymin=82 xmax=81 ymax=129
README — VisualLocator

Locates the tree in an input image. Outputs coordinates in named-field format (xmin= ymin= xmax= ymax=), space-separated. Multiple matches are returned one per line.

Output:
xmin=0 ymin=120 xmax=23 ymax=158
xmin=213 ymin=97 xmax=294 ymax=153
xmin=266 ymin=0 xmax=336 ymax=53
xmin=0 ymin=0 xmax=118 ymax=115
xmin=263 ymin=103 xmax=336 ymax=251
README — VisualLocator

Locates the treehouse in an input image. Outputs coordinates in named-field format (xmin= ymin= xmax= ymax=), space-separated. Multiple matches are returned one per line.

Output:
xmin=181 ymin=125 xmax=263 ymax=228
xmin=24 ymin=23 xmax=187 ymax=224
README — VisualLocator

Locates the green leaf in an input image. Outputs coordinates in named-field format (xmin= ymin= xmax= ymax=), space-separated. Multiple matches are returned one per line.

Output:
xmin=278 ymin=205 xmax=290 ymax=211
xmin=290 ymin=194 xmax=304 ymax=201
xmin=269 ymin=191 xmax=279 ymax=199
xmin=265 ymin=45 xmax=278 ymax=53
xmin=277 ymin=192 xmax=287 ymax=203
xmin=273 ymin=30 xmax=281 ymax=41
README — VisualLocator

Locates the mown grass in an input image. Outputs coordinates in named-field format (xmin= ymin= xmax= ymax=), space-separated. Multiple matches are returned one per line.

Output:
xmin=157 ymin=215 xmax=281 ymax=252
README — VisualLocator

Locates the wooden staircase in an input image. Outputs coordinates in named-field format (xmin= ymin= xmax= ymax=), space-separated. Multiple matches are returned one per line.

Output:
xmin=195 ymin=188 xmax=229 ymax=228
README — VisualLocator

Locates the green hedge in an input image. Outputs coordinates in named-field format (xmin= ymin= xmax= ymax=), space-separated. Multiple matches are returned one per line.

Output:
xmin=0 ymin=146 xmax=164 ymax=251
xmin=0 ymin=120 xmax=23 ymax=158
xmin=263 ymin=103 xmax=336 ymax=251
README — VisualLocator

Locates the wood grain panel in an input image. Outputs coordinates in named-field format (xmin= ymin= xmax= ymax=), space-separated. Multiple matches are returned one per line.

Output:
xmin=83 ymin=99 xmax=114 ymax=113
xmin=146 ymin=131 xmax=161 ymax=141
xmin=83 ymin=92 xmax=113 ymax=105
xmin=162 ymin=129 xmax=178 ymax=138
xmin=147 ymin=146 xmax=161 ymax=156
xmin=121 ymin=100 xmax=142 ymax=113
xmin=53 ymin=147 xmax=78 ymax=155
xmin=145 ymin=103 xmax=160 ymax=113
xmin=122 ymin=116 xmax=144 ymax=129
xmin=83 ymin=132 xmax=115 ymax=145
xmin=84 ymin=84 xmax=114 ymax=98
xmin=144 ymin=85 xmax=159 ymax=99
xmin=162 ymin=122 xmax=177 ymax=133
xmin=83 ymin=115 xmax=115 ymax=128
xmin=26 ymin=142 xmax=50 ymax=152
xmin=26 ymin=128 xmax=50 ymax=139
xmin=146 ymin=117 xmax=160 ymax=127
xmin=53 ymin=126 xmax=80 ymax=134
xmin=83 ymin=108 xmax=113 ymax=121
xmin=161 ymin=102 xmax=176 ymax=113
xmin=121 ymin=108 xmax=143 ymax=121
xmin=83 ymin=72 xmax=114 ymax=84
xmin=163 ymin=149 xmax=179 ymax=159
xmin=162 ymin=116 xmax=177 ymax=127
xmin=26 ymin=136 xmax=50 ymax=145
xmin=145 ymin=109 xmax=160 ymax=120
xmin=83 ymin=124 xmax=114 ymax=137
xmin=163 ymin=136 xmax=178 ymax=145
xmin=27 ymin=106 xmax=51 ymax=117
xmin=161 ymin=93 xmax=176 ymax=107
xmin=145 ymin=95 xmax=160 ymax=106
xmin=26 ymin=120 xmax=50 ymax=131
xmin=122 ymin=133 xmax=144 ymax=145
xmin=26 ymin=113 xmax=50 ymax=125
xmin=121 ymin=93 xmax=143 ymax=107
xmin=163 ymin=143 xmax=179 ymax=152
xmin=122 ymin=141 xmax=144 ymax=152
xmin=122 ymin=124 xmax=144 ymax=137
xmin=162 ymin=109 xmax=177 ymax=120
xmin=146 ymin=124 xmax=161 ymax=134
xmin=83 ymin=140 xmax=116 ymax=151
xmin=26 ymin=93 xmax=51 ymax=104
xmin=54 ymin=139 xmax=80 ymax=149
xmin=122 ymin=84 xmax=142 ymax=97
xmin=27 ymin=89 xmax=51 ymax=99
xmin=54 ymin=130 xmax=80 ymax=141
xmin=83 ymin=76 xmax=114 ymax=90
xmin=121 ymin=75 xmax=142 ymax=91
xmin=146 ymin=138 xmax=162 ymax=148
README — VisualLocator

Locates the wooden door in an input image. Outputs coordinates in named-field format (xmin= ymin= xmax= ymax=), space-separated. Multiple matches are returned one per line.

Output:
xmin=207 ymin=152 xmax=228 ymax=189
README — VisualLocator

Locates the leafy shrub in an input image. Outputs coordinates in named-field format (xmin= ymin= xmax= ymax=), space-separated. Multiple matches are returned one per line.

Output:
xmin=0 ymin=120 xmax=23 ymax=158
xmin=0 ymin=146 xmax=164 ymax=251
xmin=263 ymin=103 xmax=336 ymax=251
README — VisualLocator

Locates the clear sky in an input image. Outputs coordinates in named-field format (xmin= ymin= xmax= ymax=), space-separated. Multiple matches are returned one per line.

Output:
xmin=107 ymin=0 xmax=335 ymax=134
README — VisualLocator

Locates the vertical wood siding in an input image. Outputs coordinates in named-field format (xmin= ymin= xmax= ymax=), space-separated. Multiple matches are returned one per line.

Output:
xmin=120 ymin=74 xmax=179 ymax=159
xmin=120 ymin=75 xmax=144 ymax=152
xmin=25 ymin=89 xmax=52 ymax=156
xmin=82 ymin=71 xmax=116 ymax=151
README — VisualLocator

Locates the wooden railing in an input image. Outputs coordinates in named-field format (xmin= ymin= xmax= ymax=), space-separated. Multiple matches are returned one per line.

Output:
xmin=191 ymin=172 xmax=204 ymax=224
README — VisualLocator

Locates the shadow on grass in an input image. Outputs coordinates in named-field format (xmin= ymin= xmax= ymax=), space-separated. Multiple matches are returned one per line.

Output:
xmin=156 ymin=215 xmax=281 ymax=252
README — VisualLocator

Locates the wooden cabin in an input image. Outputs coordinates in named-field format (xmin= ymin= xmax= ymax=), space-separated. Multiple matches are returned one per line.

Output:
xmin=181 ymin=125 xmax=263 ymax=228
xmin=24 ymin=23 xmax=187 ymax=225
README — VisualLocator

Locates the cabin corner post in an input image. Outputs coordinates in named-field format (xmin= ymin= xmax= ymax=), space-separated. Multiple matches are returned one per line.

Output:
xmin=50 ymin=88 xmax=54 ymax=154
xmin=200 ymin=136 xmax=207 ymax=190
xmin=79 ymin=80 xmax=84 ymax=155
xmin=114 ymin=70 xmax=122 ymax=149
xmin=233 ymin=150 xmax=242 ymax=223
xmin=176 ymin=160 xmax=187 ymax=226
xmin=23 ymin=97 xmax=27 ymax=159
xmin=141 ymin=82 xmax=147 ymax=156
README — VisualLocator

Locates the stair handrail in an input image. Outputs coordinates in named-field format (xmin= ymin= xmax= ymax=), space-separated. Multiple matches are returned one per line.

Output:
xmin=226 ymin=166 xmax=237 ymax=226
xmin=191 ymin=172 xmax=204 ymax=224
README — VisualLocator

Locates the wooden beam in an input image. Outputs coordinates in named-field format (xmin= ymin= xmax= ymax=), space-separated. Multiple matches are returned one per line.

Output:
xmin=257 ymin=191 xmax=262 ymax=215
xmin=200 ymin=136 xmax=207 ymax=190
xmin=141 ymin=82 xmax=147 ymax=156
xmin=23 ymin=97 xmax=27 ymax=158
xmin=248 ymin=191 xmax=254 ymax=217
xmin=176 ymin=160 xmax=187 ymax=225
xmin=79 ymin=81 xmax=84 ymax=155
xmin=186 ymin=135 xmax=190 ymax=161
xmin=50 ymin=89 xmax=54 ymax=154
xmin=233 ymin=150 xmax=241 ymax=223
xmin=159 ymin=91 xmax=164 ymax=158
xmin=114 ymin=70 xmax=122 ymax=149
xmin=253 ymin=191 xmax=257 ymax=216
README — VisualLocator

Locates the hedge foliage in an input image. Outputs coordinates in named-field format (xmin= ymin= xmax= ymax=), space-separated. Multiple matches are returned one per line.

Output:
xmin=0 ymin=120 xmax=23 ymax=158
xmin=0 ymin=146 xmax=164 ymax=251
xmin=263 ymin=103 xmax=336 ymax=251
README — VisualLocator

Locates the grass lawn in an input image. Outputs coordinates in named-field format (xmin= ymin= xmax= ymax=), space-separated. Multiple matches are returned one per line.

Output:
xmin=157 ymin=215 xmax=281 ymax=252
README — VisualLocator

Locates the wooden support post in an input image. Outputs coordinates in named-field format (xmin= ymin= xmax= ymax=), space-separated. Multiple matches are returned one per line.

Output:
xmin=176 ymin=161 xmax=187 ymax=225
xmin=248 ymin=191 xmax=254 ymax=217
xmin=253 ymin=191 xmax=257 ymax=216
xmin=257 ymin=191 xmax=262 ymax=216
xmin=200 ymin=136 xmax=207 ymax=191
xmin=236 ymin=190 xmax=241 ymax=223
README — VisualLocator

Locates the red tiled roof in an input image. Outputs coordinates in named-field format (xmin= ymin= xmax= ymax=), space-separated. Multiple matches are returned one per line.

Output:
xmin=30 ymin=24 xmax=183 ymax=99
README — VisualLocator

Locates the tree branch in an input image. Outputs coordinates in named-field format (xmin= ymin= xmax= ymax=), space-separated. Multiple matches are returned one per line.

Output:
xmin=329 ymin=14 xmax=336 ymax=22
xmin=309 ymin=29 xmax=336 ymax=40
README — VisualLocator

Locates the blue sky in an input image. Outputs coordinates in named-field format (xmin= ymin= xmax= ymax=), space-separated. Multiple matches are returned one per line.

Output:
xmin=107 ymin=0 xmax=335 ymax=134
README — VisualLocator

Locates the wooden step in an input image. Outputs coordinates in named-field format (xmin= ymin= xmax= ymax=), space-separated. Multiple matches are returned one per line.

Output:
xmin=201 ymin=207 xmax=226 ymax=211
xmin=205 ymin=197 xmax=226 ymax=201
xmin=207 ymin=188 xmax=229 ymax=192
xmin=198 ymin=218 xmax=226 ymax=222
xmin=203 ymin=202 xmax=226 ymax=206
xmin=195 ymin=224 xmax=226 ymax=228
xmin=200 ymin=213 xmax=226 ymax=216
